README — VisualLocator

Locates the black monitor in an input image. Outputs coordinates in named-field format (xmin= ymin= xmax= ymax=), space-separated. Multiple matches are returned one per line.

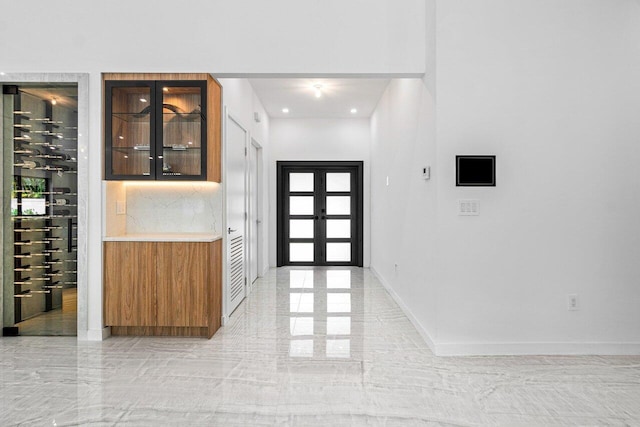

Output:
xmin=456 ymin=155 xmax=495 ymax=186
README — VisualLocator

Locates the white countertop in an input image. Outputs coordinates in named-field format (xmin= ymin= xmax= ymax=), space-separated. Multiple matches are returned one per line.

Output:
xmin=103 ymin=233 xmax=222 ymax=242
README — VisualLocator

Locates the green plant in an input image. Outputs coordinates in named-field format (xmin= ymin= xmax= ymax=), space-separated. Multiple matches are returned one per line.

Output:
xmin=21 ymin=177 xmax=45 ymax=198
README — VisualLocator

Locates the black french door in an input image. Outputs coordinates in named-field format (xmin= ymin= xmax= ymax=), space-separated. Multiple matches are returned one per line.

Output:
xmin=277 ymin=161 xmax=363 ymax=266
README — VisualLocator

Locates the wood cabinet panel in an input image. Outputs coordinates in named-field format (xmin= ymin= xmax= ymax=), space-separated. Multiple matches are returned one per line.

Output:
xmin=207 ymin=78 xmax=222 ymax=182
xmin=208 ymin=240 xmax=223 ymax=337
xmin=104 ymin=242 xmax=156 ymax=326
xmin=156 ymin=242 xmax=209 ymax=327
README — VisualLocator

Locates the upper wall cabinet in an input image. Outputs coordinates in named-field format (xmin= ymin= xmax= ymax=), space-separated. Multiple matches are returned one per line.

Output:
xmin=104 ymin=74 xmax=221 ymax=181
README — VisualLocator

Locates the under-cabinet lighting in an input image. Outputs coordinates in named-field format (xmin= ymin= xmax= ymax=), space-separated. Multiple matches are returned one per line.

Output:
xmin=51 ymin=98 xmax=57 ymax=105
xmin=314 ymin=84 xmax=323 ymax=98
xmin=163 ymin=87 xmax=169 ymax=92
xmin=123 ymin=181 xmax=220 ymax=189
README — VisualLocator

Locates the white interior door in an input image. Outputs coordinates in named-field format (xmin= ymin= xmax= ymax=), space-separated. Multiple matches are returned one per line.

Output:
xmin=249 ymin=141 xmax=260 ymax=284
xmin=226 ymin=112 xmax=248 ymax=315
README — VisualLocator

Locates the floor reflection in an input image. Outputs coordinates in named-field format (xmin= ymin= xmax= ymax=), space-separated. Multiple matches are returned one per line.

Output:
xmin=278 ymin=267 xmax=362 ymax=361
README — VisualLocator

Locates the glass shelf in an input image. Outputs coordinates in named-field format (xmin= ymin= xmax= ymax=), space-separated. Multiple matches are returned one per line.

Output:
xmin=111 ymin=112 xmax=151 ymax=123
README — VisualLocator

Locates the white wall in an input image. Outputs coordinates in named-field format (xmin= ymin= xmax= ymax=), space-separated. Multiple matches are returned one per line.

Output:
xmin=269 ymin=118 xmax=372 ymax=267
xmin=371 ymin=0 xmax=640 ymax=355
xmin=0 ymin=0 xmax=425 ymax=76
xmin=434 ymin=0 xmax=640 ymax=355
xmin=370 ymin=79 xmax=438 ymax=349
xmin=218 ymin=78 xmax=270 ymax=282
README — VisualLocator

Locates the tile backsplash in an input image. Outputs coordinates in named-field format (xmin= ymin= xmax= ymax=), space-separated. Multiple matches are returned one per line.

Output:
xmin=106 ymin=182 xmax=222 ymax=235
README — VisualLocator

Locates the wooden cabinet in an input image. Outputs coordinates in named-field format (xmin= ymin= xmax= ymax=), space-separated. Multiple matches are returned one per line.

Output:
xmin=104 ymin=242 xmax=156 ymax=327
xmin=104 ymin=240 xmax=222 ymax=338
xmin=103 ymin=73 xmax=221 ymax=182
xmin=156 ymin=242 xmax=209 ymax=327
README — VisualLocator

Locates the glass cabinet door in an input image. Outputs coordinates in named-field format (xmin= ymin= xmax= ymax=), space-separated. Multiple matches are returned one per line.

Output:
xmin=105 ymin=81 xmax=156 ymax=179
xmin=156 ymin=81 xmax=207 ymax=179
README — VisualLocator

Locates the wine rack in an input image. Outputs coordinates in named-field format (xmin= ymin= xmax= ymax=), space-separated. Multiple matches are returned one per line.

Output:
xmin=4 ymin=85 xmax=78 ymax=327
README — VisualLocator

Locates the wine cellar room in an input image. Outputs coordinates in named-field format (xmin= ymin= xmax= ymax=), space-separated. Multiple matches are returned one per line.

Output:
xmin=2 ymin=83 xmax=79 ymax=336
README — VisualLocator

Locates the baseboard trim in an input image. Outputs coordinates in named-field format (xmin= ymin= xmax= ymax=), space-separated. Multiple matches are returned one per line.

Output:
xmin=85 ymin=327 xmax=110 ymax=341
xmin=368 ymin=266 xmax=640 ymax=357
xmin=436 ymin=341 xmax=640 ymax=356
xmin=369 ymin=266 xmax=437 ymax=355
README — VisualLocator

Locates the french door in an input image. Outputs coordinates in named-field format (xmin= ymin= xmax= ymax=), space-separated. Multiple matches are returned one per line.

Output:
xmin=277 ymin=161 xmax=363 ymax=266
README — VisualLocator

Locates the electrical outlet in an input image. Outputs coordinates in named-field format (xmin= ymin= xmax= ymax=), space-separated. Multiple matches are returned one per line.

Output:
xmin=116 ymin=200 xmax=126 ymax=215
xmin=567 ymin=294 xmax=579 ymax=311
xmin=458 ymin=199 xmax=480 ymax=216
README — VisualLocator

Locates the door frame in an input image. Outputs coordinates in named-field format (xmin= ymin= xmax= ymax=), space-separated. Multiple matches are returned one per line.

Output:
xmin=1 ymin=73 xmax=89 ymax=339
xmin=223 ymin=107 xmax=249 ymax=322
xmin=248 ymin=138 xmax=263 ymax=287
xmin=277 ymin=161 xmax=364 ymax=267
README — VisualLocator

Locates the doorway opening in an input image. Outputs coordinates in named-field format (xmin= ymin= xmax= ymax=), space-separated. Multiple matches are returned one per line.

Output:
xmin=2 ymin=82 xmax=79 ymax=336
xmin=277 ymin=161 xmax=363 ymax=267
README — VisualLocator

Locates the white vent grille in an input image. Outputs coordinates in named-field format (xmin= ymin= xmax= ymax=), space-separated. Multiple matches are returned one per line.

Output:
xmin=229 ymin=235 xmax=245 ymax=310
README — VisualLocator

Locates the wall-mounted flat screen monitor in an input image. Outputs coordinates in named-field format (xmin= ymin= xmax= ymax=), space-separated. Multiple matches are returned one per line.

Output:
xmin=456 ymin=155 xmax=495 ymax=186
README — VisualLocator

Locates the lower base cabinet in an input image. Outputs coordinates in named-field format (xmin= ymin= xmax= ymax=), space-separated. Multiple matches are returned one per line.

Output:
xmin=104 ymin=240 xmax=222 ymax=338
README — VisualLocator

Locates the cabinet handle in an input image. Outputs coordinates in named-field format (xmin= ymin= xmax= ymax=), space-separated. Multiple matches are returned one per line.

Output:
xmin=228 ymin=227 xmax=237 ymax=234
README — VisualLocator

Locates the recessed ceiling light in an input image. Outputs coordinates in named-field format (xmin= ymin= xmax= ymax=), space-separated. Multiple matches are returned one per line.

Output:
xmin=350 ymin=108 xmax=357 ymax=114
xmin=282 ymin=108 xmax=290 ymax=113
xmin=139 ymin=98 xmax=148 ymax=103
xmin=118 ymin=135 xmax=124 ymax=140
xmin=313 ymin=84 xmax=323 ymax=98
xmin=0 ymin=72 xmax=5 ymax=76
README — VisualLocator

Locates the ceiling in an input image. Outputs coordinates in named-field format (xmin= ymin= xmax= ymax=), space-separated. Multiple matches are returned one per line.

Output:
xmin=248 ymin=78 xmax=390 ymax=119
xmin=19 ymin=84 xmax=78 ymax=109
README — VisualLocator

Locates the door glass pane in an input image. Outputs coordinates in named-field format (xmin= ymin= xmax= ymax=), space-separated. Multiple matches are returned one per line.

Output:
xmin=161 ymin=85 xmax=202 ymax=177
xmin=290 ymin=243 xmax=314 ymax=262
xmin=326 ymin=220 xmax=351 ymax=238
xmin=290 ymin=196 xmax=314 ymax=215
xmin=326 ymin=196 xmax=350 ymax=215
xmin=326 ymin=242 xmax=351 ymax=262
xmin=326 ymin=173 xmax=351 ymax=192
xmin=290 ymin=220 xmax=314 ymax=238
xmin=111 ymin=86 xmax=152 ymax=177
xmin=290 ymin=173 xmax=314 ymax=192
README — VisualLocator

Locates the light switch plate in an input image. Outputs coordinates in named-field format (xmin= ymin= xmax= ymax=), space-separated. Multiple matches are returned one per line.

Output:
xmin=116 ymin=200 xmax=126 ymax=215
xmin=422 ymin=166 xmax=430 ymax=180
xmin=458 ymin=199 xmax=479 ymax=216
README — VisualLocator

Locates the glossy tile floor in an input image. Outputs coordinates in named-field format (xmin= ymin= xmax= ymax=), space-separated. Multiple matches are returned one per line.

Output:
xmin=1 ymin=267 xmax=639 ymax=426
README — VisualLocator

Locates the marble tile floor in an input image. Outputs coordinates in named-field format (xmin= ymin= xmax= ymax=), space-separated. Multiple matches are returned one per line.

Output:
xmin=1 ymin=267 xmax=639 ymax=426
